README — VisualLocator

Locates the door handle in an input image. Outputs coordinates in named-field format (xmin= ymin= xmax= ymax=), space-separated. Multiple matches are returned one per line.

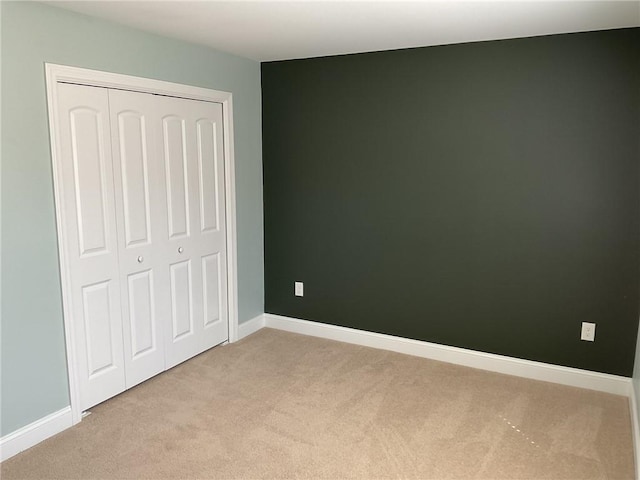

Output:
xmin=137 ymin=256 xmax=144 ymax=263
xmin=178 ymin=247 xmax=184 ymax=254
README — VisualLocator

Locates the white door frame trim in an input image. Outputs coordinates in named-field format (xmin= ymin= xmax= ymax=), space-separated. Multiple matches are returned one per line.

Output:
xmin=45 ymin=63 xmax=239 ymax=426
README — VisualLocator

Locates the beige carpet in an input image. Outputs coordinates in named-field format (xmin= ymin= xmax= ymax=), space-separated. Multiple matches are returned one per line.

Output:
xmin=1 ymin=328 xmax=634 ymax=479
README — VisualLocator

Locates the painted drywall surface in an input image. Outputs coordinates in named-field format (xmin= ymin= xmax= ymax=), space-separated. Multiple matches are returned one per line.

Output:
xmin=262 ymin=28 xmax=640 ymax=377
xmin=0 ymin=1 xmax=263 ymax=436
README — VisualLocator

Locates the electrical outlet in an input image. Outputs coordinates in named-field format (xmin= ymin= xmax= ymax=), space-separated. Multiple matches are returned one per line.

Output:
xmin=295 ymin=281 xmax=304 ymax=297
xmin=581 ymin=322 xmax=596 ymax=342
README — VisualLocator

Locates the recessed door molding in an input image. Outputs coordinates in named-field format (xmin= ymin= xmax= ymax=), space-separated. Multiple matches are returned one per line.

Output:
xmin=45 ymin=63 xmax=239 ymax=426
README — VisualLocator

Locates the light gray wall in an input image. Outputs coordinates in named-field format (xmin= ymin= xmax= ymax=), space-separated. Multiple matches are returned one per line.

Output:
xmin=0 ymin=1 xmax=264 ymax=436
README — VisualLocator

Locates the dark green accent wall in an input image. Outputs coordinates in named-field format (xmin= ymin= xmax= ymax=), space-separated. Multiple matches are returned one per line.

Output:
xmin=261 ymin=28 xmax=640 ymax=377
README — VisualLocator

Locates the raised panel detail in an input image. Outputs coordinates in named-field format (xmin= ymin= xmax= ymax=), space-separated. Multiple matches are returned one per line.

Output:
xmin=202 ymin=253 xmax=221 ymax=327
xmin=70 ymin=108 xmax=109 ymax=257
xmin=127 ymin=270 xmax=155 ymax=358
xmin=118 ymin=111 xmax=151 ymax=247
xmin=163 ymin=116 xmax=189 ymax=239
xmin=82 ymin=281 xmax=115 ymax=377
xmin=197 ymin=119 xmax=219 ymax=232
xmin=170 ymin=260 xmax=193 ymax=340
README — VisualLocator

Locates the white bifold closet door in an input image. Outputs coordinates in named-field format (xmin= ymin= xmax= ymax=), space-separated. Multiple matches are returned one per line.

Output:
xmin=155 ymin=94 xmax=229 ymax=369
xmin=55 ymin=83 xmax=228 ymax=411
xmin=56 ymin=83 xmax=126 ymax=409
xmin=108 ymin=89 xmax=168 ymax=389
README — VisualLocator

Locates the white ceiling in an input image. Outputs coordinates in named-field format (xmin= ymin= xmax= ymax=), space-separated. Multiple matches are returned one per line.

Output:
xmin=47 ymin=1 xmax=640 ymax=61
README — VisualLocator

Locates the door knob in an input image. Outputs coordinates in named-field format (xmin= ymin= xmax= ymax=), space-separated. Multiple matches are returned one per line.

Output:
xmin=137 ymin=256 xmax=144 ymax=263
xmin=178 ymin=247 xmax=184 ymax=254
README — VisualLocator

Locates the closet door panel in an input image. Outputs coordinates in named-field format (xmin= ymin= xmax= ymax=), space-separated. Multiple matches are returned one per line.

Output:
xmin=56 ymin=83 xmax=126 ymax=411
xmin=196 ymin=119 xmax=220 ymax=233
xmin=117 ymin=112 xmax=151 ymax=247
xmin=70 ymin=109 xmax=111 ymax=256
xmin=82 ymin=280 xmax=118 ymax=377
xmin=192 ymin=100 xmax=228 ymax=347
xmin=163 ymin=117 xmax=190 ymax=239
xmin=109 ymin=89 xmax=168 ymax=388
xmin=126 ymin=269 xmax=156 ymax=357
xmin=160 ymin=101 xmax=201 ymax=367
xmin=158 ymin=96 xmax=227 ymax=368
xmin=169 ymin=259 xmax=194 ymax=340
xmin=202 ymin=253 xmax=222 ymax=327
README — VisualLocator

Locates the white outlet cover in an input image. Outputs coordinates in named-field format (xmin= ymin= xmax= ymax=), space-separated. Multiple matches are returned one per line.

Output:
xmin=295 ymin=282 xmax=304 ymax=297
xmin=581 ymin=322 xmax=596 ymax=342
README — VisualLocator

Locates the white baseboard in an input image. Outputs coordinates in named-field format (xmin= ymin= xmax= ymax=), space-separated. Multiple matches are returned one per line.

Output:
xmin=630 ymin=383 xmax=640 ymax=480
xmin=263 ymin=313 xmax=631 ymax=396
xmin=237 ymin=314 xmax=266 ymax=340
xmin=0 ymin=406 xmax=73 ymax=462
